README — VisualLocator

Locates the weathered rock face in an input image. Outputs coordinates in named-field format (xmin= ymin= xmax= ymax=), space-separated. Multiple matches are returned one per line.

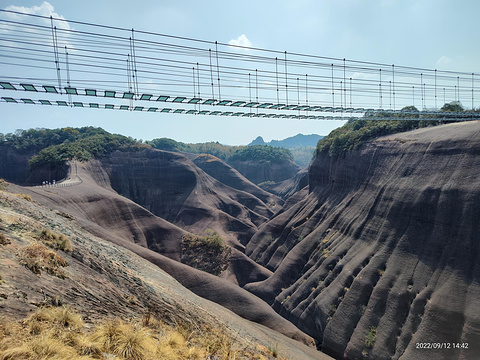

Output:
xmin=0 ymin=150 xmax=31 ymax=184
xmin=192 ymin=153 xmax=282 ymax=207
xmin=96 ymin=149 xmax=282 ymax=246
xmin=14 ymin=161 xmax=319 ymax=353
xmin=227 ymin=158 xmax=301 ymax=185
xmin=261 ymin=167 xmax=309 ymax=199
xmin=0 ymin=187 xmax=327 ymax=360
xmin=244 ymin=122 xmax=480 ymax=360
xmin=0 ymin=149 xmax=67 ymax=185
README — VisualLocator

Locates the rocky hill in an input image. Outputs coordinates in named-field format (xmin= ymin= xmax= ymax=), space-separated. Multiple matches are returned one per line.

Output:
xmin=243 ymin=121 xmax=480 ymax=359
xmin=227 ymin=145 xmax=301 ymax=185
xmin=192 ymin=153 xmax=280 ymax=206
xmin=0 ymin=183 xmax=328 ymax=360
xmin=148 ymin=136 xmax=305 ymax=178
xmin=3 ymin=122 xmax=480 ymax=359
xmin=94 ymin=149 xmax=282 ymax=247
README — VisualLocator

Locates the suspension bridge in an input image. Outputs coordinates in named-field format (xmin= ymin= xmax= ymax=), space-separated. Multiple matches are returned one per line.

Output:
xmin=1 ymin=9 xmax=479 ymax=122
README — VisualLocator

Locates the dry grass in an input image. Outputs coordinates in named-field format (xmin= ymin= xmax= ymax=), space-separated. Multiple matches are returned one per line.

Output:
xmin=0 ymin=234 xmax=10 ymax=246
xmin=26 ymin=306 xmax=84 ymax=334
xmin=37 ymin=229 xmax=73 ymax=253
xmin=0 ymin=306 xmax=285 ymax=360
xmin=17 ymin=242 xmax=69 ymax=278
xmin=12 ymin=194 xmax=33 ymax=202
xmin=181 ymin=231 xmax=231 ymax=275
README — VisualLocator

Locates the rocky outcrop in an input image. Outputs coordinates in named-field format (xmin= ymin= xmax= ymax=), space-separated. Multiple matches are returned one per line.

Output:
xmin=0 ymin=187 xmax=329 ymax=360
xmin=261 ymin=167 xmax=309 ymax=199
xmin=192 ymin=153 xmax=282 ymax=207
xmin=0 ymin=149 xmax=67 ymax=185
xmin=95 ymin=149 xmax=281 ymax=247
xmin=16 ymin=164 xmax=319 ymax=351
xmin=227 ymin=158 xmax=301 ymax=185
xmin=0 ymin=149 xmax=31 ymax=184
xmin=244 ymin=122 xmax=480 ymax=360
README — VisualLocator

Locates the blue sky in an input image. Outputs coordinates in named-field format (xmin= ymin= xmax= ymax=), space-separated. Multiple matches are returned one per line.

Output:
xmin=1 ymin=0 xmax=479 ymax=144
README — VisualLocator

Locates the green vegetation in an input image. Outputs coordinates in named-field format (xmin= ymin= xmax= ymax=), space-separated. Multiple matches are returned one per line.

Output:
xmin=289 ymin=146 xmax=316 ymax=167
xmin=316 ymin=103 xmax=478 ymax=157
xmin=29 ymin=133 xmax=146 ymax=170
xmin=441 ymin=100 xmax=464 ymax=112
xmin=148 ymin=138 xmax=242 ymax=161
xmin=365 ymin=326 xmax=377 ymax=348
xmin=149 ymin=138 xmax=296 ymax=165
xmin=181 ymin=230 xmax=231 ymax=275
xmin=257 ymin=180 xmax=276 ymax=189
xmin=1 ymin=127 xmax=113 ymax=154
xmin=316 ymin=118 xmax=422 ymax=156
xmin=229 ymin=145 xmax=293 ymax=164
xmin=0 ymin=127 xmax=146 ymax=170
xmin=146 ymin=137 xmax=180 ymax=152
xmin=249 ymin=134 xmax=321 ymax=167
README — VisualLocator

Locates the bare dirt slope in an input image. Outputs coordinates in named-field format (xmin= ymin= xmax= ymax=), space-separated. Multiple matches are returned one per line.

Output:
xmin=244 ymin=121 xmax=480 ymax=360
xmin=0 ymin=188 xmax=331 ymax=360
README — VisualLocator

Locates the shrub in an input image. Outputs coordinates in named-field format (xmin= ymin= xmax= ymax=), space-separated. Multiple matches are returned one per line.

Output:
xmin=0 ymin=307 xmax=278 ymax=360
xmin=27 ymin=130 xmax=143 ymax=170
xmin=268 ymin=343 xmax=279 ymax=358
xmin=0 ymin=234 xmax=11 ymax=246
xmin=13 ymin=193 xmax=33 ymax=202
xmin=203 ymin=228 xmax=225 ymax=251
xmin=26 ymin=306 xmax=84 ymax=334
xmin=181 ymin=230 xmax=231 ymax=275
xmin=148 ymin=138 xmax=243 ymax=161
xmin=365 ymin=326 xmax=377 ymax=348
xmin=90 ymin=319 xmax=157 ymax=360
xmin=0 ymin=179 xmax=7 ymax=191
xmin=37 ymin=229 xmax=73 ymax=253
xmin=257 ymin=180 xmax=276 ymax=189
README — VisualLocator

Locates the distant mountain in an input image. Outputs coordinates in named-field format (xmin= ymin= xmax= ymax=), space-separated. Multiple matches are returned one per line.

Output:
xmin=250 ymin=136 xmax=266 ymax=146
xmin=248 ymin=134 xmax=324 ymax=149
xmin=248 ymin=134 xmax=325 ymax=168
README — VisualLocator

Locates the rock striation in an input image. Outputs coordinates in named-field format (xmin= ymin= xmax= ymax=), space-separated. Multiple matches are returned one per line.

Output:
xmin=0 ymin=187 xmax=328 ymax=360
xmin=244 ymin=121 xmax=480 ymax=360
xmin=95 ymin=149 xmax=281 ymax=247
xmin=227 ymin=158 xmax=301 ymax=185
xmin=15 ymin=154 xmax=319 ymax=348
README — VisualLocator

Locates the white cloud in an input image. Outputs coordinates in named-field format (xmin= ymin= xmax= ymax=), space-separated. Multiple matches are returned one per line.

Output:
xmin=228 ymin=34 xmax=252 ymax=50
xmin=5 ymin=2 xmax=70 ymax=31
xmin=1 ymin=2 xmax=72 ymax=49
xmin=436 ymin=56 xmax=451 ymax=66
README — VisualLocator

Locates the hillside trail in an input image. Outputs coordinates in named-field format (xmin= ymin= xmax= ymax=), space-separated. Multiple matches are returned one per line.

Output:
xmin=35 ymin=160 xmax=82 ymax=188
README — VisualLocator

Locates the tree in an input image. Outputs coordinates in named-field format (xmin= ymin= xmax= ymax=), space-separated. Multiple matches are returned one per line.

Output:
xmin=401 ymin=105 xmax=419 ymax=112
xmin=441 ymin=101 xmax=464 ymax=112
xmin=147 ymin=138 xmax=179 ymax=151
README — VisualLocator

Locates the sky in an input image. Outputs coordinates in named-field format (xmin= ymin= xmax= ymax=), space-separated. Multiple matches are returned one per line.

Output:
xmin=1 ymin=0 xmax=480 ymax=145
